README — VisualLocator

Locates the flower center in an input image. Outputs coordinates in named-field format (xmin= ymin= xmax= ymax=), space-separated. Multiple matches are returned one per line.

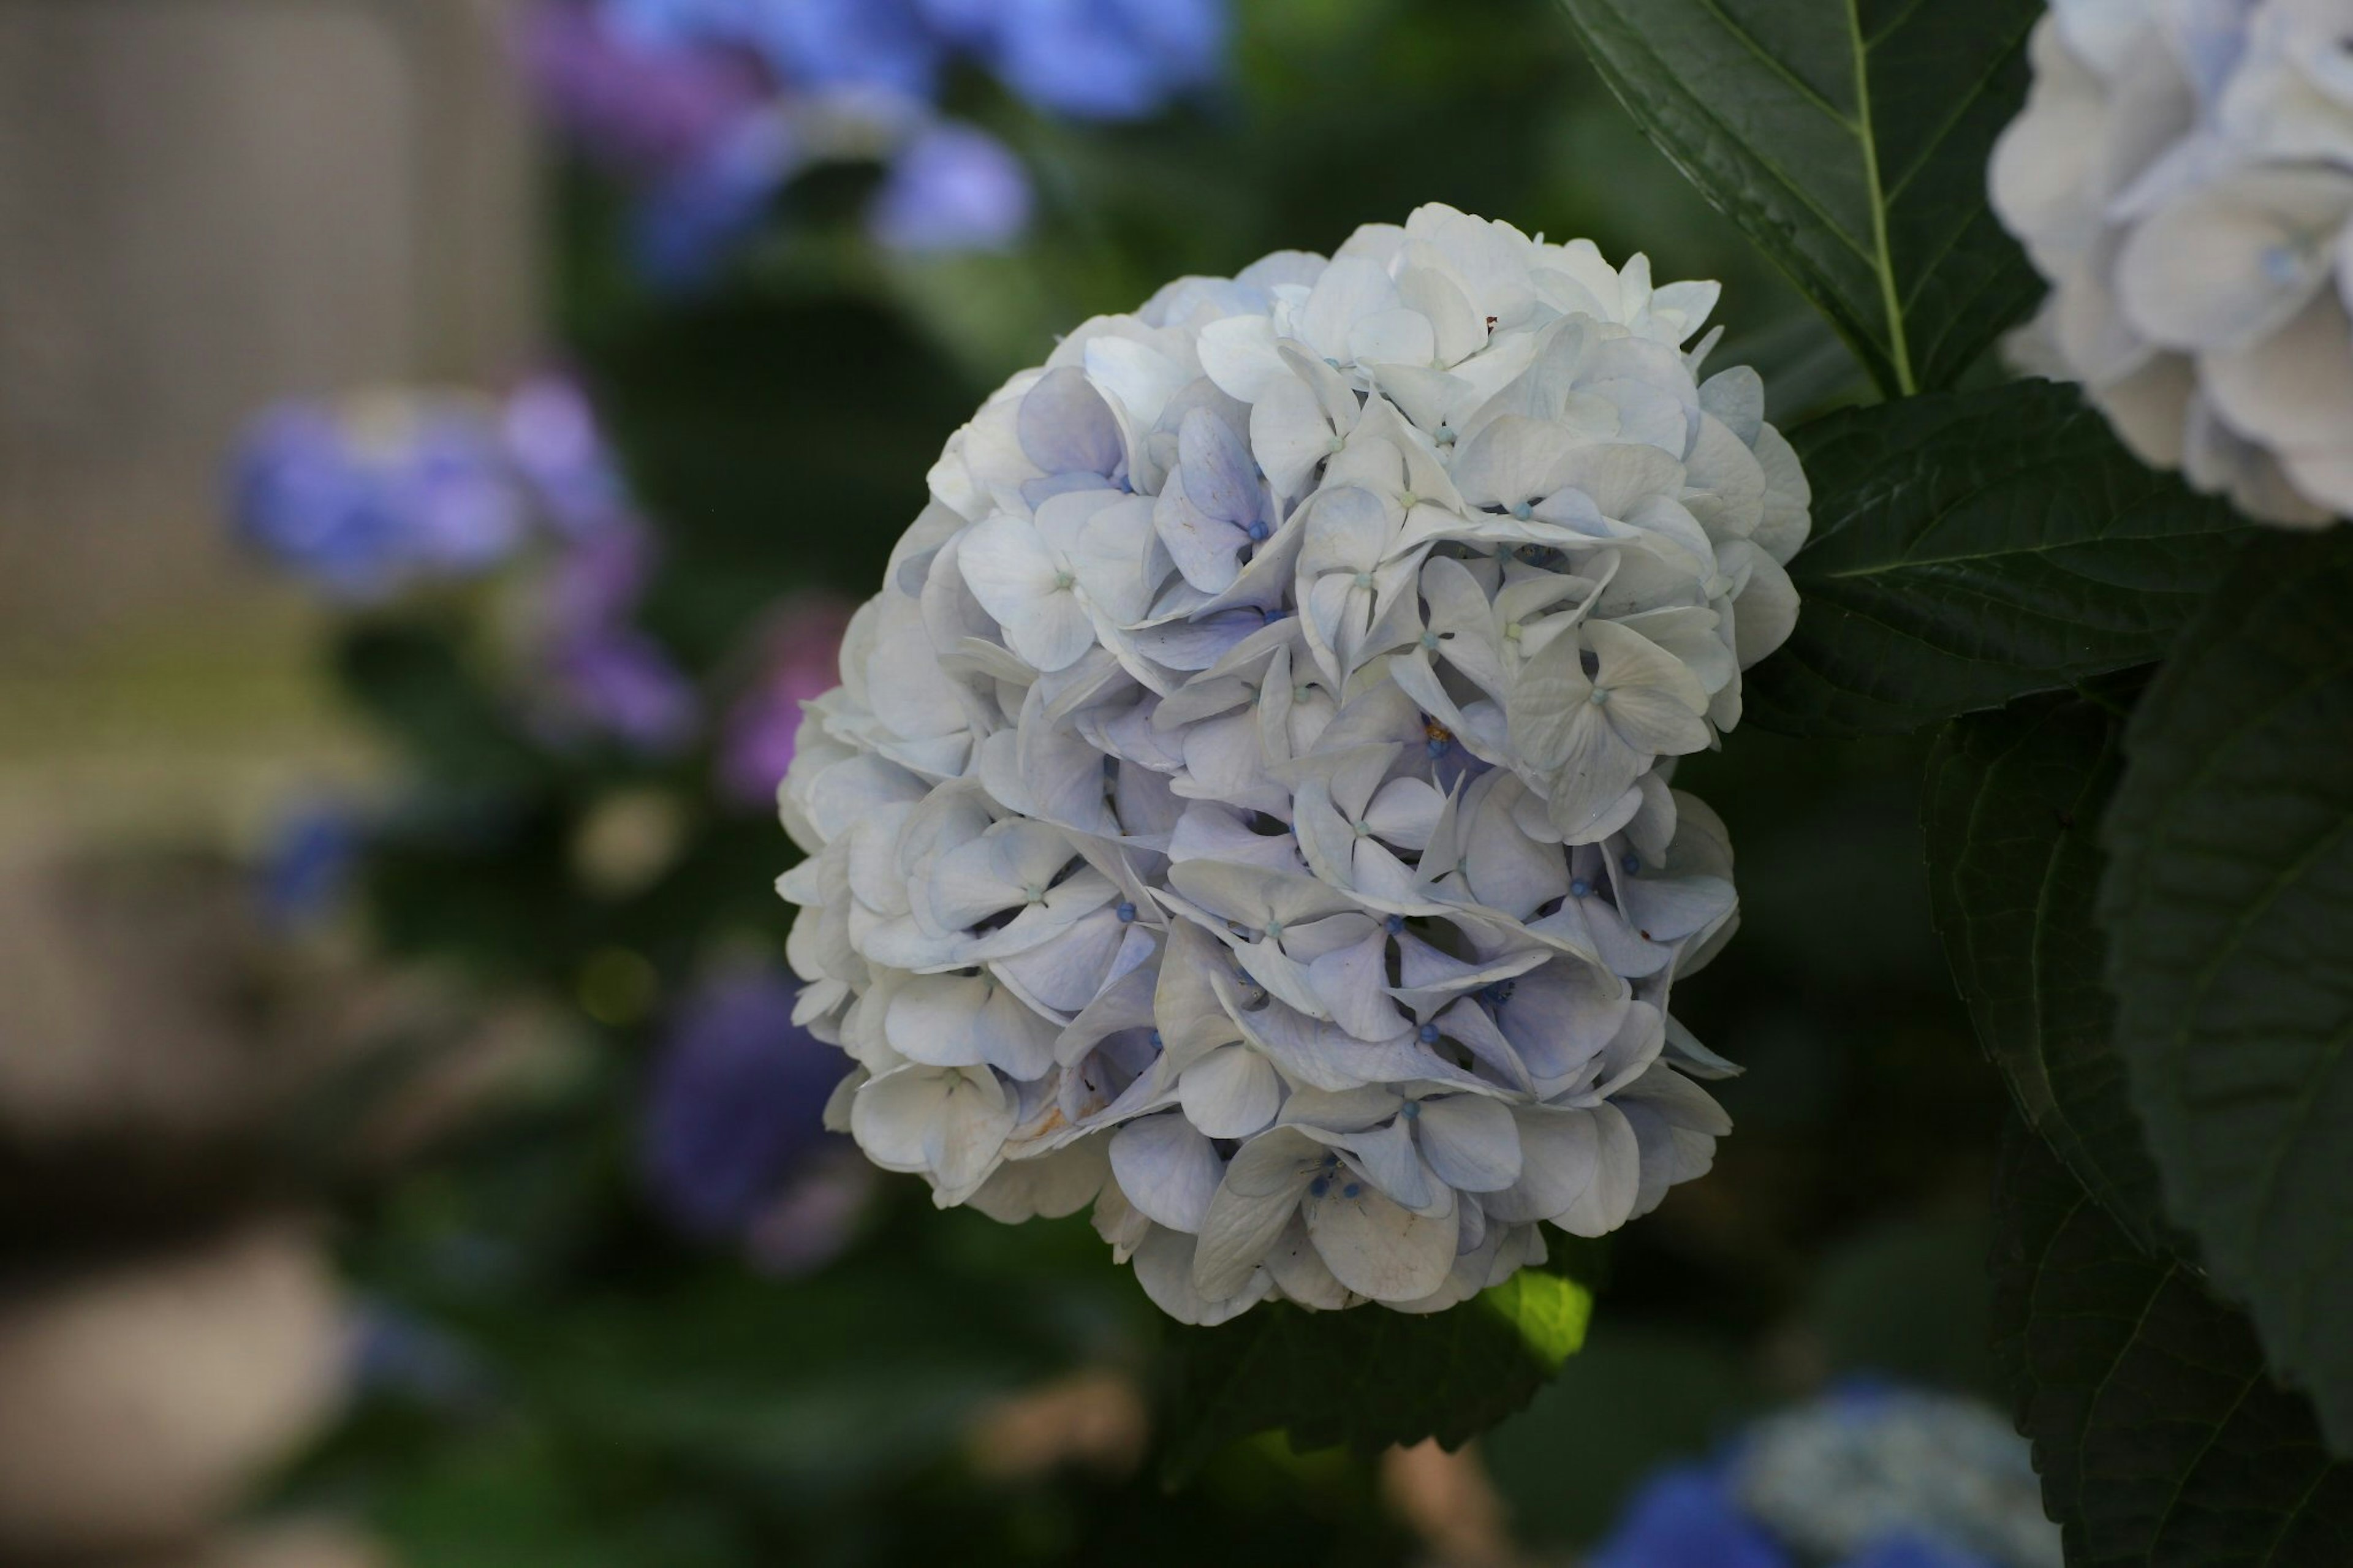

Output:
xmin=1053 ymin=570 xmax=1075 ymax=591
xmin=1511 ymin=500 xmax=1533 ymax=520
xmin=1590 ymin=687 xmax=1612 ymax=705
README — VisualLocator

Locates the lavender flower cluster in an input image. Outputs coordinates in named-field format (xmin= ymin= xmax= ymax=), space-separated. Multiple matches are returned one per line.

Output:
xmin=526 ymin=0 xmax=1227 ymax=284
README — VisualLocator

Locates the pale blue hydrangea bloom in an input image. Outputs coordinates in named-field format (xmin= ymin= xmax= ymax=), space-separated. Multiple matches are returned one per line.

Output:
xmin=1991 ymin=0 xmax=2353 ymax=524
xmin=777 ymin=206 xmax=1812 ymax=1322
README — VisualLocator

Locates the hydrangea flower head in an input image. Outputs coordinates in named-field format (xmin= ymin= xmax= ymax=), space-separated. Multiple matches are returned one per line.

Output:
xmin=1991 ymin=0 xmax=2353 ymax=525
xmin=778 ymin=205 xmax=1808 ymax=1321
xmin=1594 ymin=1384 xmax=2061 ymax=1568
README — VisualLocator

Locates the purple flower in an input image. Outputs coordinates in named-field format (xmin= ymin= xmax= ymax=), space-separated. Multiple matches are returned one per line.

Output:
xmin=523 ymin=2 xmax=799 ymax=289
xmin=232 ymin=397 xmax=529 ymax=599
xmin=521 ymin=1 xmax=773 ymax=171
xmin=533 ymin=525 xmax=699 ymax=755
xmin=868 ymin=122 xmax=1034 ymax=254
xmin=545 ymin=627 xmax=700 ymax=755
xmin=718 ymin=596 xmax=853 ymax=807
xmin=503 ymin=374 xmax=633 ymax=537
xmin=642 ymin=970 xmax=870 ymax=1273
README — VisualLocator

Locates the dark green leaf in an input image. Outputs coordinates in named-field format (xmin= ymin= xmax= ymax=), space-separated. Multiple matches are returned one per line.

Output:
xmin=1158 ymin=1271 xmax=1592 ymax=1482
xmin=1991 ymin=1119 xmax=2353 ymax=1565
xmin=1748 ymin=381 xmax=2253 ymax=737
xmin=1555 ymin=0 xmax=2043 ymax=396
xmin=2100 ymin=529 xmax=2353 ymax=1455
xmin=1924 ymin=682 xmax=2170 ymax=1248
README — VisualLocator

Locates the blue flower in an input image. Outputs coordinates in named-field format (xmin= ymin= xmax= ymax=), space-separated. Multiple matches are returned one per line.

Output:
xmin=1592 ymin=1466 xmax=1790 ymax=1568
xmin=627 ymin=112 xmax=801 ymax=290
xmin=231 ymin=398 xmax=527 ymax=599
xmin=980 ymin=0 xmax=1227 ymax=121
xmin=749 ymin=0 xmax=944 ymax=97
xmin=529 ymin=0 xmax=1230 ymax=283
xmin=868 ymin=122 xmax=1034 ymax=253
xmin=1592 ymin=1386 xmax=2058 ymax=1568
xmin=502 ymin=374 xmax=634 ymax=537
xmin=641 ymin=971 xmax=848 ymax=1240
xmin=256 ymin=802 xmax=364 ymax=932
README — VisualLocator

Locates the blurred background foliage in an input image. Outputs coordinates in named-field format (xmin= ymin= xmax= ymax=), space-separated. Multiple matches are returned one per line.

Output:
xmin=0 ymin=1 xmax=2024 ymax=1565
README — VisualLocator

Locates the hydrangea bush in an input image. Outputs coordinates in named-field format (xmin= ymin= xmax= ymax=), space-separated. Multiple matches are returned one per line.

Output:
xmin=1558 ymin=0 xmax=2353 ymax=1553
xmin=777 ymin=204 xmax=1809 ymax=1321
xmin=1991 ymin=0 xmax=2353 ymax=525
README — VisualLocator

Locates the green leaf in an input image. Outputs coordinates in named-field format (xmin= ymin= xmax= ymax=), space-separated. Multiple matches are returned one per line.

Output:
xmin=1158 ymin=1271 xmax=1593 ymax=1482
xmin=2099 ymin=529 xmax=2353 ymax=1455
xmin=1554 ymin=0 xmax=2044 ymax=396
xmin=1748 ymin=381 xmax=2254 ymax=737
xmin=1990 ymin=1119 xmax=2353 ymax=1566
xmin=1924 ymin=683 xmax=2172 ymax=1249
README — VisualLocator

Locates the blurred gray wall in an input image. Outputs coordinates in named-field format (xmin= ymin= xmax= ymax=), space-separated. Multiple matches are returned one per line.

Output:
xmin=0 ymin=0 xmax=540 ymax=662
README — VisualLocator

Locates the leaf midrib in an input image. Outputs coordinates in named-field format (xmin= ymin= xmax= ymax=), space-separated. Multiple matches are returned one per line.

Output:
xmin=1843 ymin=0 xmax=1916 ymax=395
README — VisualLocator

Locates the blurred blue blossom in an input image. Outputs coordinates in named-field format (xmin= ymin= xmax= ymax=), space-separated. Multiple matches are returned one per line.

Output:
xmin=974 ymin=0 xmax=1227 ymax=121
xmin=867 ymin=121 xmax=1033 ymax=252
xmin=526 ymin=0 xmax=1227 ymax=281
xmin=233 ymin=396 xmax=529 ymax=599
xmin=235 ymin=376 xmax=700 ymax=756
xmin=751 ymin=0 xmax=945 ymax=97
xmin=503 ymin=373 xmax=636 ymax=536
xmin=1594 ymin=1385 xmax=2060 ymax=1568
xmin=256 ymin=801 xmax=365 ymax=932
xmin=348 ymin=1300 xmax=492 ymax=1411
xmin=1593 ymin=1468 xmax=1787 ymax=1568
xmin=642 ymin=970 xmax=872 ymax=1273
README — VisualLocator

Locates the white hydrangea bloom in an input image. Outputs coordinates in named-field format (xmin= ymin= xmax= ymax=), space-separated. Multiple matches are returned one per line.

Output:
xmin=778 ymin=205 xmax=1809 ymax=1322
xmin=1990 ymin=0 xmax=2353 ymax=525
